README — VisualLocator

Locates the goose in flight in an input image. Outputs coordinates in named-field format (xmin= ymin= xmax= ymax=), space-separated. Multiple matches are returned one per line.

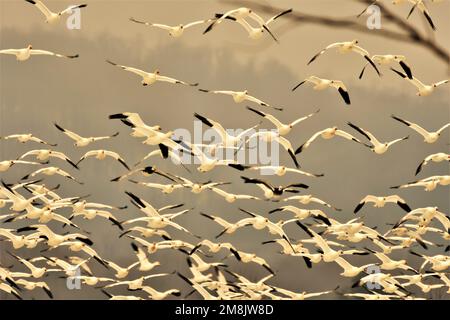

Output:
xmin=69 ymin=209 xmax=123 ymax=231
xmin=8 ymin=252 xmax=60 ymax=279
xmin=283 ymin=194 xmax=342 ymax=211
xmin=240 ymin=176 xmax=309 ymax=199
xmin=0 ymin=160 xmax=43 ymax=172
xmin=245 ymin=131 xmax=300 ymax=168
xmin=15 ymin=279 xmax=53 ymax=299
xmin=391 ymin=115 xmax=449 ymax=143
xmin=214 ymin=8 xmax=293 ymax=42
xmin=18 ymin=149 xmax=78 ymax=169
xmin=110 ymin=165 xmax=179 ymax=182
xmin=203 ymin=7 xmax=268 ymax=34
xmin=391 ymin=177 xmax=446 ymax=192
xmin=119 ymin=226 xmax=171 ymax=240
xmin=359 ymin=54 xmax=412 ymax=79
xmin=224 ymin=249 xmax=275 ymax=274
xmin=307 ymin=40 xmax=380 ymax=76
xmin=129 ymin=17 xmax=214 ymax=37
xmin=347 ymin=122 xmax=409 ymax=154
xmin=415 ymin=152 xmax=449 ymax=175
xmin=399 ymin=0 xmax=437 ymax=30
xmin=410 ymin=251 xmax=450 ymax=272
xmin=76 ymin=150 xmax=130 ymax=170
xmin=391 ymin=68 xmax=448 ymax=96
xmin=0 ymin=45 xmax=78 ymax=61
xmin=295 ymin=127 xmax=362 ymax=154
xmin=130 ymin=243 xmax=160 ymax=272
xmin=0 ymin=283 xmax=21 ymax=300
xmin=246 ymin=106 xmax=319 ymax=136
xmin=107 ymin=60 xmax=198 ymax=87
xmin=194 ymin=113 xmax=259 ymax=148
xmin=0 ymin=133 xmax=56 ymax=146
xmin=198 ymin=89 xmax=282 ymax=111
xmin=354 ymin=195 xmax=411 ymax=214
xmin=54 ymin=123 xmax=119 ymax=147
xmin=128 ymin=180 xmax=184 ymax=194
xmin=103 ymin=260 xmax=139 ymax=279
xmin=17 ymin=224 xmax=93 ymax=248
xmin=25 ymin=0 xmax=87 ymax=24
xmin=229 ymin=164 xmax=323 ymax=178
xmin=270 ymin=287 xmax=334 ymax=300
xmin=22 ymin=167 xmax=83 ymax=184
xmin=269 ymin=206 xmax=331 ymax=226
xmin=365 ymin=248 xmax=416 ymax=271
xmin=292 ymin=76 xmax=351 ymax=105
xmin=189 ymin=239 xmax=239 ymax=257
xmin=209 ymin=186 xmax=260 ymax=203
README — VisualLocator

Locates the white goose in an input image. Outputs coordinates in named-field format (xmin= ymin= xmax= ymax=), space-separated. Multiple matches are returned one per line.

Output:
xmin=25 ymin=0 xmax=87 ymax=24
xmin=307 ymin=40 xmax=380 ymax=75
xmin=347 ymin=122 xmax=409 ymax=154
xmin=1 ymin=133 xmax=56 ymax=146
xmin=295 ymin=127 xmax=362 ymax=154
xmin=19 ymin=149 xmax=78 ymax=169
xmin=391 ymin=115 xmax=449 ymax=143
xmin=359 ymin=54 xmax=412 ymax=79
xmin=0 ymin=160 xmax=43 ymax=172
xmin=292 ymin=76 xmax=351 ymax=105
xmin=54 ymin=123 xmax=119 ymax=147
xmin=391 ymin=68 xmax=448 ymax=96
xmin=283 ymin=194 xmax=342 ymax=211
xmin=415 ymin=152 xmax=449 ymax=175
xmin=129 ymin=17 xmax=213 ymax=37
xmin=353 ymin=195 xmax=411 ymax=214
xmin=209 ymin=186 xmax=260 ymax=203
xmin=107 ymin=60 xmax=198 ymax=87
xmin=0 ymin=45 xmax=78 ymax=61
xmin=198 ymin=89 xmax=282 ymax=111
xmin=246 ymin=106 xmax=319 ymax=136
xmin=76 ymin=150 xmax=129 ymax=170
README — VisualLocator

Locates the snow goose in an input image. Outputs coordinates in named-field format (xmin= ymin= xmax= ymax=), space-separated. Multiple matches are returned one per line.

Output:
xmin=292 ymin=76 xmax=351 ymax=105
xmin=54 ymin=123 xmax=118 ymax=147
xmin=140 ymin=286 xmax=181 ymax=300
xmin=365 ymin=248 xmax=416 ymax=271
xmin=0 ymin=160 xmax=43 ymax=172
xmin=119 ymin=226 xmax=171 ymax=240
xmin=399 ymin=0 xmax=437 ymax=30
xmin=103 ymin=260 xmax=139 ymax=279
xmin=209 ymin=186 xmax=260 ymax=203
xmin=229 ymin=163 xmax=323 ymax=178
xmin=214 ymin=8 xmax=293 ymax=42
xmin=283 ymin=194 xmax=342 ymax=211
xmin=69 ymin=209 xmax=123 ymax=230
xmin=8 ymin=252 xmax=60 ymax=279
xmin=410 ymin=251 xmax=450 ymax=272
xmin=0 ymin=181 xmax=51 ymax=212
xmin=189 ymin=239 xmax=239 ymax=257
xmin=19 ymin=149 xmax=78 ymax=169
xmin=348 ymin=122 xmax=409 ymax=154
xmin=102 ymin=272 xmax=171 ymax=291
xmin=25 ymin=0 xmax=87 ymax=24
xmin=307 ymin=40 xmax=380 ymax=76
xmin=203 ymin=7 xmax=266 ymax=34
xmin=111 ymin=165 xmax=179 ymax=182
xmin=415 ymin=152 xmax=449 ymax=175
xmin=129 ymin=17 xmax=213 ymax=37
xmin=194 ymin=112 xmax=259 ymax=148
xmin=391 ymin=115 xmax=449 ymax=143
xmin=15 ymin=279 xmax=52 ymax=299
xmin=0 ymin=283 xmax=21 ymax=300
xmin=107 ymin=60 xmax=198 ymax=87
xmin=22 ymin=167 xmax=83 ymax=184
xmin=198 ymin=89 xmax=282 ymax=111
xmin=245 ymin=131 xmax=300 ymax=168
xmin=354 ymin=195 xmax=411 ymax=214
xmin=130 ymin=243 xmax=160 ymax=272
xmin=294 ymin=127 xmax=362 ymax=154
xmin=177 ymin=176 xmax=230 ymax=193
xmin=224 ymin=249 xmax=275 ymax=274
xmin=240 ymin=176 xmax=308 ymax=199
xmin=359 ymin=54 xmax=412 ymax=79
xmin=246 ymin=106 xmax=319 ymax=136
xmin=17 ymin=224 xmax=92 ymax=248
xmin=0 ymin=45 xmax=78 ymax=61
xmin=269 ymin=206 xmax=331 ymax=225
xmin=76 ymin=150 xmax=129 ymax=170
xmin=128 ymin=180 xmax=184 ymax=194
xmin=391 ymin=68 xmax=448 ymax=96
xmin=0 ymin=133 xmax=56 ymax=146
xmin=391 ymin=177 xmax=444 ymax=192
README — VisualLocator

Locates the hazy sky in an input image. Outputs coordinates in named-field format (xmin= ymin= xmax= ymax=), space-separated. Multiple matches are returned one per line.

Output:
xmin=0 ymin=0 xmax=449 ymax=300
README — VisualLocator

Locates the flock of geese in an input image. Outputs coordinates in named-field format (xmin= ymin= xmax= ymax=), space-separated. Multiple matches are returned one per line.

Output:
xmin=0 ymin=0 xmax=449 ymax=300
